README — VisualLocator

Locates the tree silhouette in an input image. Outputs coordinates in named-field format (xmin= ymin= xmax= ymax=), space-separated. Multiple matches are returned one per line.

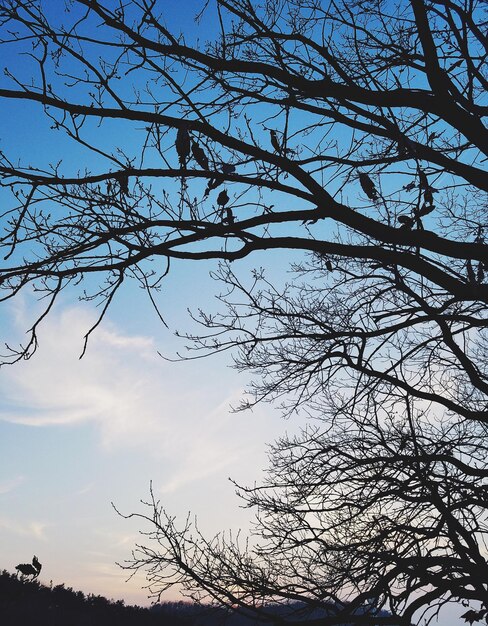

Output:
xmin=0 ymin=0 xmax=486 ymax=624
xmin=0 ymin=0 xmax=485 ymax=361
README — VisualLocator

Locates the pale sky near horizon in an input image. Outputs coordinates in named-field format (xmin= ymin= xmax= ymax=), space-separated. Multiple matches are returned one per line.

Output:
xmin=0 ymin=2 xmax=473 ymax=624
xmin=0 ymin=1 xmax=296 ymax=603
xmin=0 ymin=258 xmax=298 ymax=605
xmin=0 ymin=274 xmax=470 ymax=626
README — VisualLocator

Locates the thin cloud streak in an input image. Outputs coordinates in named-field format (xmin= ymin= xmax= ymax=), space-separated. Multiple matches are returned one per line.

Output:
xmin=0 ymin=516 xmax=49 ymax=540
xmin=0 ymin=303 xmax=271 ymax=490
xmin=1 ymin=306 xmax=175 ymax=445
xmin=0 ymin=475 xmax=24 ymax=494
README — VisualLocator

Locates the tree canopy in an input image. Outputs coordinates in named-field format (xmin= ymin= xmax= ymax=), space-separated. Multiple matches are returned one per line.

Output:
xmin=0 ymin=0 xmax=487 ymax=624
xmin=0 ymin=0 xmax=486 ymax=359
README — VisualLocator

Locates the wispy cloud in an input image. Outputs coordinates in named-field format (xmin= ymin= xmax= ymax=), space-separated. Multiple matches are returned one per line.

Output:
xmin=0 ymin=516 xmax=49 ymax=540
xmin=0 ymin=303 xmax=275 ymax=487
xmin=75 ymin=483 xmax=94 ymax=496
xmin=0 ymin=306 xmax=170 ymax=447
xmin=0 ymin=475 xmax=24 ymax=495
xmin=0 ymin=300 xmax=288 ymax=606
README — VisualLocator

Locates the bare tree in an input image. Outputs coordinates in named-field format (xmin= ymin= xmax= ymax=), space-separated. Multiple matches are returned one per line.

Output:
xmin=122 ymin=255 xmax=488 ymax=626
xmin=0 ymin=0 xmax=487 ymax=623
xmin=0 ymin=0 xmax=485 ymax=359
xmin=121 ymin=410 xmax=488 ymax=625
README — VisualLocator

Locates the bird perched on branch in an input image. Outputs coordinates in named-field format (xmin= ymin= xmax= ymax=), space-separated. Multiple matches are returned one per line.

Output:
xmin=32 ymin=555 xmax=42 ymax=575
xmin=269 ymin=129 xmax=281 ymax=154
xmin=418 ymin=168 xmax=429 ymax=190
xmin=220 ymin=163 xmax=236 ymax=175
xmin=398 ymin=214 xmax=414 ymax=229
xmin=222 ymin=207 xmax=235 ymax=226
xmin=359 ymin=173 xmax=379 ymax=201
xmin=191 ymin=141 xmax=209 ymax=170
xmin=175 ymin=126 xmax=191 ymax=169
xmin=16 ymin=555 xmax=42 ymax=579
xmin=117 ymin=171 xmax=129 ymax=195
xmin=217 ymin=189 xmax=229 ymax=209
xmin=216 ymin=189 xmax=231 ymax=224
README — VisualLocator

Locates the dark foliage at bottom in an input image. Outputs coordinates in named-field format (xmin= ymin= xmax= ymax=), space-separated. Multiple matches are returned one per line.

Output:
xmin=0 ymin=570 xmax=190 ymax=626
xmin=0 ymin=569 xmax=398 ymax=626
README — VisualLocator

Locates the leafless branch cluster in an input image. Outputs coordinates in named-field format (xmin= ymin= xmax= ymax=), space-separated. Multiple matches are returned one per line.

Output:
xmin=0 ymin=0 xmax=485 ymax=358
xmin=122 ymin=412 xmax=488 ymax=624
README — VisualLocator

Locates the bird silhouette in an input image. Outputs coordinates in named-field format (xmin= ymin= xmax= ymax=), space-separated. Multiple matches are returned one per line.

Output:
xmin=191 ymin=141 xmax=209 ymax=170
xmin=221 ymin=207 xmax=235 ymax=225
xmin=217 ymin=189 xmax=231 ymax=223
xmin=16 ymin=556 xmax=41 ymax=579
xmin=398 ymin=214 xmax=414 ymax=229
xmin=32 ymin=555 xmax=42 ymax=575
xmin=359 ymin=173 xmax=379 ymax=201
xmin=269 ymin=129 xmax=281 ymax=153
xmin=220 ymin=163 xmax=236 ymax=175
xmin=217 ymin=189 xmax=229 ymax=208
xmin=175 ymin=126 xmax=191 ymax=168
xmin=117 ymin=171 xmax=129 ymax=195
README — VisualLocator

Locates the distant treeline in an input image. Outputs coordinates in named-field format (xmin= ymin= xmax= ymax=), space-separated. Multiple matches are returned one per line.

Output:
xmin=0 ymin=569 xmax=191 ymax=626
xmin=150 ymin=599 xmax=399 ymax=626
xmin=1 ymin=569 xmax=395 ymax=626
